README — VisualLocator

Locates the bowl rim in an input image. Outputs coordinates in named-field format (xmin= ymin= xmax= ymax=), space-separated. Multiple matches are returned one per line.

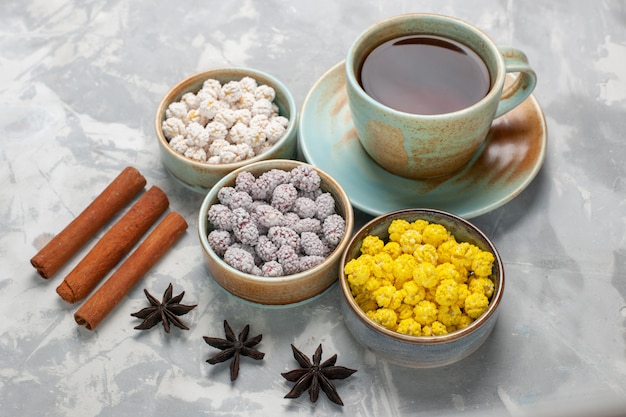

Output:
xmin=339 ymin=207 xmax=504 ymax=345
xmin=154 ymin=66 xmax=298 ymax=170
xmin=198 ymin=159 xmax=355 ymax=285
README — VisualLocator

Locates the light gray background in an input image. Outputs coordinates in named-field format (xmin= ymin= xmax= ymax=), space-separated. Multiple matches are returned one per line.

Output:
xmin=1 ymin=1 xmax=625 ymax=416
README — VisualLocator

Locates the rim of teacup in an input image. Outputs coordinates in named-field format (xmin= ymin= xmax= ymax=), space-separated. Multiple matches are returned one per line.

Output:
xmin=339 ymin=208 xmax=505 ymax=345
xmin=345 ymin=13 xmax=507 ymax=119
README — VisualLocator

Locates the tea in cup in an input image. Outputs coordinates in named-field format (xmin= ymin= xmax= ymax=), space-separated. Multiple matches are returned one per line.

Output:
xmin=345 ymin=13 xmax=537 ymax=179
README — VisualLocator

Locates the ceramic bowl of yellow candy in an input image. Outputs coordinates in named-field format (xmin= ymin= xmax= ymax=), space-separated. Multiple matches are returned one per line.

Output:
xmin=339 ymin=208 xmax=504 ymax=368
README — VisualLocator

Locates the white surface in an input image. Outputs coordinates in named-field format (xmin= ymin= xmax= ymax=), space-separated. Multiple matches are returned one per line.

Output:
xmin=1 ymin=1 xmax=625 ymax=416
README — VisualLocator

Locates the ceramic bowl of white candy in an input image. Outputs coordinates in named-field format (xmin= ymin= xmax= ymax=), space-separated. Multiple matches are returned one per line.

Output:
xmin=155 ymin=68 xmax=298 ymax=193
xmin=198 ymin=160 xmax=354 ymax=306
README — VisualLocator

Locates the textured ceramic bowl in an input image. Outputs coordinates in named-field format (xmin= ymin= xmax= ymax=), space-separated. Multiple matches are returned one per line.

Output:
xmin=339 ymin=208 xmax=504 ymax=367
xmin=198 ymin=159 xmax=354 ymax=306
xmin=155 ymin=67 xmax=298 ymax=193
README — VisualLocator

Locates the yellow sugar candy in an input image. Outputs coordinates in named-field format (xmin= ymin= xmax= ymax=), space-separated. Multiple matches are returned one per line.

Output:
xmin=344 ymin=218 xmax=496 ymax=337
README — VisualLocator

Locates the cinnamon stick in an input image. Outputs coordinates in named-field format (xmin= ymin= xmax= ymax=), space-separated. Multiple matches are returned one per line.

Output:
xmin=56 ymin=186 xmax=169 ymax=303
xmin=31 ymin=166 xmax=146 ymax=279
xmin=74 ymin=212 xmax=188 ymax=330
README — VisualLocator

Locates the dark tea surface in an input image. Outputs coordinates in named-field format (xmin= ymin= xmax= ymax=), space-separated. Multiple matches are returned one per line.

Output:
xmin=359 ymin=35 xmax=490 ymax=115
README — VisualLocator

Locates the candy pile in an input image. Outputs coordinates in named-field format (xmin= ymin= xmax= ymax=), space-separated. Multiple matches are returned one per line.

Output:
xmin=206 ymin=165 xmax=346 ymax=277
xmin=344 ymin=218 xmax=496 ymax=336
xmin=162 ymin=76 xmax=289 ymax=164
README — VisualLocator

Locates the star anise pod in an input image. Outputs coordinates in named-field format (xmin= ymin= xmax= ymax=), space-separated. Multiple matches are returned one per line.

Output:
xmin=281 ymin=344 xmax=357 ymax=406
xmin=131 ymin=283 xmax=197 ymax=333
xmin=203 ymin=320 xmax=265 ymax=381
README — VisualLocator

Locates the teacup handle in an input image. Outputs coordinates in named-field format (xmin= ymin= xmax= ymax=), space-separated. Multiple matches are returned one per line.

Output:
xmin=495 ymin=46 xmax=537 ymax=118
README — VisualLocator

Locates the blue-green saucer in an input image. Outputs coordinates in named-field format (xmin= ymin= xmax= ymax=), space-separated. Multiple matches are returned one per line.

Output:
xmin=298 ymin=62 xmax=547 ymax=219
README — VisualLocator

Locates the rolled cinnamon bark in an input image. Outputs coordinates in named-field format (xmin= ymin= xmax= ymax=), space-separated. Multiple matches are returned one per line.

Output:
xmin=56 ymin=186 xmax=169 ymax=303
xmin=31 ymin=166 xmax=146 ymax=279
xmin=74 ymin=212 xmax=188 ymax=330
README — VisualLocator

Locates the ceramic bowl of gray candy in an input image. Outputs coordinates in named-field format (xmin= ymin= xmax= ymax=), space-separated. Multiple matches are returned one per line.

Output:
xmin=198 ymin=159 xmax=354 ymax=306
